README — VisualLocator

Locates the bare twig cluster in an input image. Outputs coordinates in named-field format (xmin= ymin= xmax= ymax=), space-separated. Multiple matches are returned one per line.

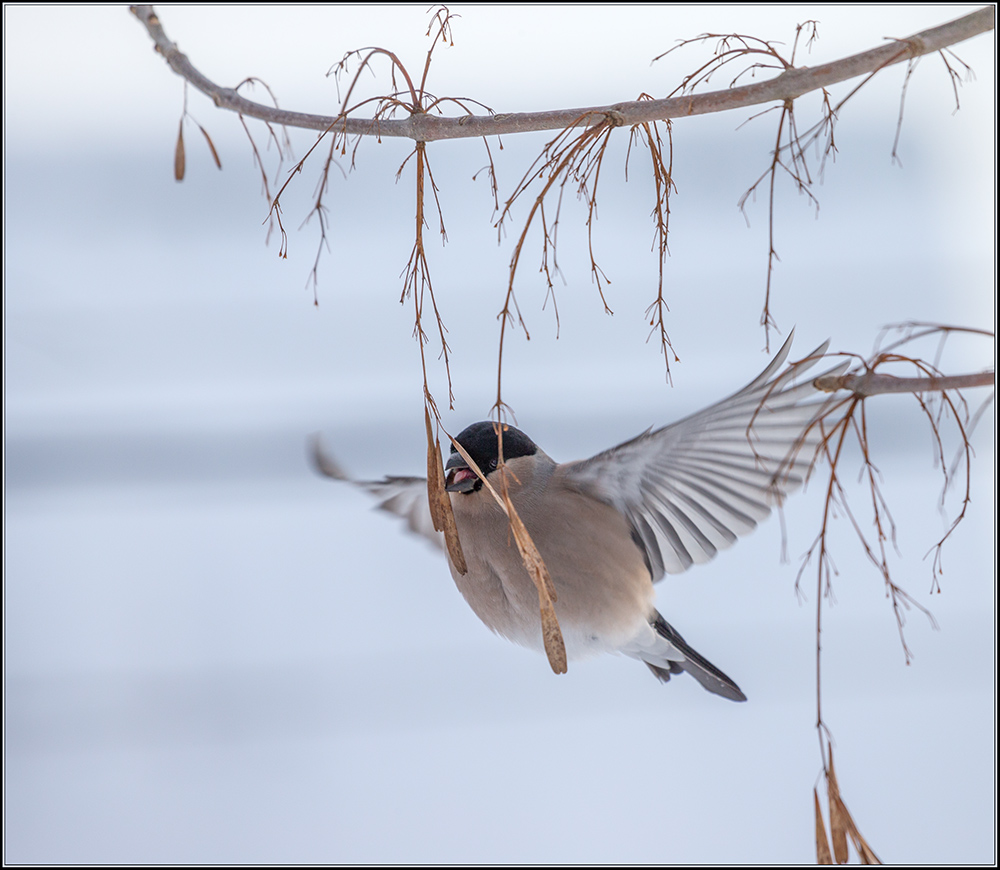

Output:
xmin=491 ymin=107 xmax=666 ymax=412
xmin=805 ymin=325 xmax=992 ymax=646
xmin=657 ymin=19 xmax=982 ymax=348
xmin=798 ymin=325 xmax=993 ymax=862
xmin=627 ymin=110 xmax=678 ymax=377
xmin=658 ymin=24 xmax=828 ymax=344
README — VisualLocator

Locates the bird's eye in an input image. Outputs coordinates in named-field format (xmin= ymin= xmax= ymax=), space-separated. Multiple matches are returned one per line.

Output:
xmin=489 ymin=458 xmax=498 ymax=470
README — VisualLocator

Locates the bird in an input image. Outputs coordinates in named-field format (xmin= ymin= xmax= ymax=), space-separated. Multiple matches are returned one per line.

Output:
xmin=314 ymin=334 xmax=843 ymax=702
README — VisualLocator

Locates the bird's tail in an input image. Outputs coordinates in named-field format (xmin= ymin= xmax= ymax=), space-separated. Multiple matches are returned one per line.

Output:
xmin=644 ymin=612 xmax=747 ymax=702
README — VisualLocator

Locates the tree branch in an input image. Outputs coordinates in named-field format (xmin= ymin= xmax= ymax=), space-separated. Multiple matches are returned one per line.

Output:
xmin=814 ymin=370 xmax=994 ymax=397
xmin=130 ymin=5 xmax=994 ymax=141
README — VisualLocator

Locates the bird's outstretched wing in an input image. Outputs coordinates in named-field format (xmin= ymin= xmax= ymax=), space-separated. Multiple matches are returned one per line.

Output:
xmin=311 ymin=438 xmax=443 ymax=549
xmin=561 ymin=333 xmax=847 ymax=581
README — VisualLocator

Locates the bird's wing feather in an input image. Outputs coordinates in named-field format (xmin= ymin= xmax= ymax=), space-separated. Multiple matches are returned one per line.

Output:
xmin=561 ymin=333 xmax=847 ymax=582
xmin=311 ymin=437 xmax=443 ymax=549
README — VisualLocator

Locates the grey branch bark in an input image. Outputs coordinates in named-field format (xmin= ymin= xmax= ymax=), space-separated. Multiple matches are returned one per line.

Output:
xmin=814 ymin=370 xmax=995 ymax=397
xmin=130 ymin=5 xmax=994 ymax=141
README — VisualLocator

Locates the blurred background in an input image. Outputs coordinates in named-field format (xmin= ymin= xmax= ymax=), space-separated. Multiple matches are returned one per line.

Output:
xmin=5 ymin=4 xmax=994 ymax=863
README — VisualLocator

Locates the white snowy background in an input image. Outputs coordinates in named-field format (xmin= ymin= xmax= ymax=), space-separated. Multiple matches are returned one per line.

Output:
xmin=5 ymin=4 xmax=994 ymax=863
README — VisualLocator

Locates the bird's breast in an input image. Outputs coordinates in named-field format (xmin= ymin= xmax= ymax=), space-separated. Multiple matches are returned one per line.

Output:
xmin=446 ymin=463 xmax=654 ymax=659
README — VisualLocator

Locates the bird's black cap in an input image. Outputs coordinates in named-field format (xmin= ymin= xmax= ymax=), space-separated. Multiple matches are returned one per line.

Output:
xmin=445 ymin=422 xmax=537 ymax=492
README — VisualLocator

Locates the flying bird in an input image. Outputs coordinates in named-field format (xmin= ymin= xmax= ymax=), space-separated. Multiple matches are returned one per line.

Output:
xmin=314 ymin=335 xmax=842 ymax=702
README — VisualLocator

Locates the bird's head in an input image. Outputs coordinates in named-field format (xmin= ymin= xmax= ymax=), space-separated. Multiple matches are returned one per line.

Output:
xmin=445 ymin=422 xmax=538 ymax=494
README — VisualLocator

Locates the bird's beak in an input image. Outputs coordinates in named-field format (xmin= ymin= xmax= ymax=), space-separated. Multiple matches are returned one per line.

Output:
xmin=445 ymin=453 xmax=479 ymax=493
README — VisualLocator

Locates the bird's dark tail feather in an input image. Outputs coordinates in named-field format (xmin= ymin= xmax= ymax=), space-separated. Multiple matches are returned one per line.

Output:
xmin=647 ymin=612 xmax=747 ymax=702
